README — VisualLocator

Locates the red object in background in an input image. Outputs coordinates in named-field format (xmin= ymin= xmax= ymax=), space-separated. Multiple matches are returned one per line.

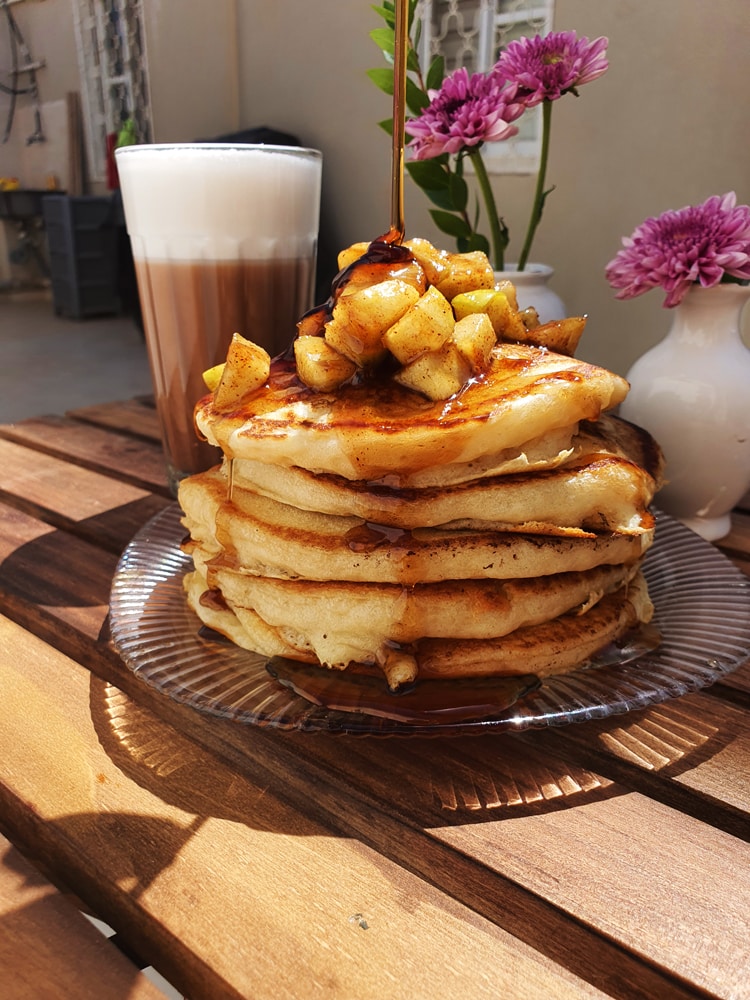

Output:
xmin=106 ymin=132 xmax=120 ymax=189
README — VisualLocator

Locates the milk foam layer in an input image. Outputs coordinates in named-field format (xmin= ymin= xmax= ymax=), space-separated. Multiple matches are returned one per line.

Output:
xmin=116 ymin=144 xmax=322 ymax=261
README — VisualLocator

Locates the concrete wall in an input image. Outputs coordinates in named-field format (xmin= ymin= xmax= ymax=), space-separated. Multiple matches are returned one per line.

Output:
xmin=2 ymin=0 xmax=748 ymax=372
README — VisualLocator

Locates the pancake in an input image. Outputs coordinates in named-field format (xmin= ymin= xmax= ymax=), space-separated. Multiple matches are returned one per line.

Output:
xmin=184 ymin=567 xmax=652 ymax=683
xmin=195 ymin=341 xmax=629 ymax=481
xmin=200 ymin=558 xmax=639 ymax=669
xmin=228 ymin=449 xmax=656 ymax=536
xmin=179 ymin=237 xmax=662 ymax=699
xmin=180 ymin=466 xmax=653 ymax=584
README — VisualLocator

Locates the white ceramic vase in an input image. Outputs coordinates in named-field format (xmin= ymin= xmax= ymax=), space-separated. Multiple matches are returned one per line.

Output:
xmin=619 ymin=282 xmax=750 ymax=541
xmin=495 ymin=263 xmax=566 ymax=325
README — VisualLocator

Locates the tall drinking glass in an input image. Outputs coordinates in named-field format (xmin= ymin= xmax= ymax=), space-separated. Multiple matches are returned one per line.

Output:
xmin=116 ymin=143 xmax=322 ymax=495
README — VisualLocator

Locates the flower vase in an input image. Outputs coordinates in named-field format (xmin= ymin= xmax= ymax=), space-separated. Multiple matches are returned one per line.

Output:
xmin=495 ymin=263 xmax=566 ymax=325
xmin=619 ymin=282 xmax=750 ymax=541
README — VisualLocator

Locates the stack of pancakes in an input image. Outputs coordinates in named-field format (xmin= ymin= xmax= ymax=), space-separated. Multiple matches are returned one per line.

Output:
xmin=179 ymin=246 xmax=663 ymax=691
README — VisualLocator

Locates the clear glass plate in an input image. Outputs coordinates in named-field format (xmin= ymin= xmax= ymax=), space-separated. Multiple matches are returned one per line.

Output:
xmin=109 ymin=504 xmax=750 ymax=736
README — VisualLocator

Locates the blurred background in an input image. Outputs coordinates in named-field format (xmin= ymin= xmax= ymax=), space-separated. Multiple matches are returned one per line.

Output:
xmin=1 ymin=0 xmax=748 ymax=382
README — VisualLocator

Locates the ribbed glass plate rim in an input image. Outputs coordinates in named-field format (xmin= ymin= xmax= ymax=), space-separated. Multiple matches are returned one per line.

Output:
xmin=108 ymin=504 xmax=750 ymax=736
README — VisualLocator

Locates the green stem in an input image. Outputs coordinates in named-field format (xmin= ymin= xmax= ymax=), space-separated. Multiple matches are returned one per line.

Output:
xmin=469 ymin=146 xmax=507 ymax=271
xmin=517 ymin=98 xmax=552 ymax=271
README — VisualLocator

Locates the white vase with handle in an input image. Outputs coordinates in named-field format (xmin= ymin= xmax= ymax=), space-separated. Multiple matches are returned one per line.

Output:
xmin=619 ymin=282 xmax=750 ymax=541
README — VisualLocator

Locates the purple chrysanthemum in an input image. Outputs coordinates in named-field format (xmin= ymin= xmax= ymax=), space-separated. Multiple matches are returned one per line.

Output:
xmin=405 ymin=66 xmax=524 ymax=160
xmin=606 ymin=193 xmax=750 ymax=308
xmin=497 ymin=30 xmax=609 ymax=106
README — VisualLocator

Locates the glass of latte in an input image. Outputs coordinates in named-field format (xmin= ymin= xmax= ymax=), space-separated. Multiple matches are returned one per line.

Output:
xmin=116 ymin=143 xmax=322 ymax=495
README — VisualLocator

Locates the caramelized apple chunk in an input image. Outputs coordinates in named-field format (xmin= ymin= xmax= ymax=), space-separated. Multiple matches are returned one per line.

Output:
xmin=324 ymin=279 xmax=419 ymax=366
xmin=403 ymin=237 xmax=451 ymax=286
xmin=433 ymin=251 xmax=495 ymax=300
xmin=382 ymin=284 xmax=454 ymax=364
xmin=294 ymin=336 xmax=357 ymax=391
xmin=394 ymin=341 xmax=472 ymax=401
xmin=214 ymin=333 xmax=270 ymax=410
xmin=451 ymin=313 xmax=496 ymax=373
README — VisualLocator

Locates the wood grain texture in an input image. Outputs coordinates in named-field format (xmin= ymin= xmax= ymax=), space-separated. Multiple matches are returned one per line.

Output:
xmin=2 ymin=400 xmax=750 ymax=1000
xmin=0 ymin=438 xmax=169 ymax=552
xmin=0 ymin=835 xmax=164 ymax=1000
xmin=65 ymin=396 xmax=162 ymax=441
xmin=0 ymin=615 xmax=610 ymax=1000
xmin=0 ymin=414 xmax=170 ymax=496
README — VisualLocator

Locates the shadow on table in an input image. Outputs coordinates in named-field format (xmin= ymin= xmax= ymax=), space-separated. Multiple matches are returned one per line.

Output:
xmin=87 ymin=672 xmax=733 ymax=828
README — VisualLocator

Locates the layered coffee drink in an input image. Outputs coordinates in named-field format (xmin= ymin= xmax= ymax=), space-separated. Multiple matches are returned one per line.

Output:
xmin=133 ymin=255 xmax=315 ymax=480
xmin=116 ymin=143 xmax=322 ymax=493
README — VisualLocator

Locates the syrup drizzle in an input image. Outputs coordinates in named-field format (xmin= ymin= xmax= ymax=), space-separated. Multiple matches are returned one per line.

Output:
xmin=388 ymin=0 xmax=408 ymax=244
xmin=292 ymin=0 xmax=411 ymax=343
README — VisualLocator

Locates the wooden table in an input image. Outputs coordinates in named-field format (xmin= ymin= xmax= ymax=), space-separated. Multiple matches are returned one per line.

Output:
xmin=0 ymin=396 xmax=749 ymax=1000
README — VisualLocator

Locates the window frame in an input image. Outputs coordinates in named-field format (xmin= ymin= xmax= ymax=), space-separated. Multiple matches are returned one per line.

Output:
xmin=415 ymin=0 xmax=555 ymax=174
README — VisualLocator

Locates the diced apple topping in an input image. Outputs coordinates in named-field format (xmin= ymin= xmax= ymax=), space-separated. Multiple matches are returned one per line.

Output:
xmin=395 ymin=341 xmax=472 ymax=401
xmin=294 ymin=335 xmax=358 ymax=392
xmin=213 ymin=333 xmax=271 ymax=410
xmin=404 ymin=237 xmax=452 ymax=286
xmin=432 ymin=251 xmax=495 ymax=300
xmin=207 ymin=239 xmax=579 ymax=406
xmin=202 ymin=363 xmax=225 ymax=392
xmin=324 ymin=279 xmax=419 ymax=366
xmin=337 ymin=243 xmax=370 ymax=270
xmin=382 ymin=284 xmax=454 ymax=364
xmin=452 ymin=313 xmax=496 ymax=373
xmin=520 ymin=315 xmax=587 ymax=356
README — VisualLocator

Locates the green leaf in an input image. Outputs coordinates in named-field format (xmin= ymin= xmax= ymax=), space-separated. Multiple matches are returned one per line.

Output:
xmin=448 ymin=172 xmax=468 ymax=213
xmin=405 ymin=77 xmax=429 ymax=115
xmin=406 ymin=159 xmax=451 ymax=191
xmin=378 ymin=118 xmax=394 ymax=136
xmin=371 ymin=4 xmax=395 ymax=28
xmin=425 ymin=55 xmax=445 ymax=91
xmin=458 ymin=232 xmax=490 ymax=255
xmin=430 ymin=210 xmax=472 ymax=239
xmin=370 ymin=26 xmax=395 ymax=55
xmin=367 ymin=67 xmax=394 ymax=95
xmin=420 ymin=187 xmax=459 ymax=211
xmin=407 ymin=48 xmax=421 ymax=73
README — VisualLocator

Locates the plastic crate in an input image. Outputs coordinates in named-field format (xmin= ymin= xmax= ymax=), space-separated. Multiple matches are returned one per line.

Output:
xmin=42 ymin=195 xmax=121 ymax=319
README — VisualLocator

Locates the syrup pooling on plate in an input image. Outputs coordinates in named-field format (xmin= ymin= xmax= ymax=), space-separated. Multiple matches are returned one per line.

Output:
xmin=266 ymin=656 xmax=542 ymax=725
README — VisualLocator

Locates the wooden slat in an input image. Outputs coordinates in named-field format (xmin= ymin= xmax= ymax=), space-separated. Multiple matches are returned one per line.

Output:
xmin=0 ymin=615 xmax=611 ymax=1000
xmin=0 ymin=835 xmax=165 ymax=1000
xmin=2 ymin=510 xmax=747 ymax=1000
xmin=0 ymin=439 xmax=169 ymax=553
xmin=66 ymin=397 xmax=162 ymax=441
xmin=0 ymin=414 xmax=170 ymax=496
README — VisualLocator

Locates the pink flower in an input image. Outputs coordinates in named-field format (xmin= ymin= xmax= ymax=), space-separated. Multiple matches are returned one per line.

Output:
xmin=606 ymin=193 xmax=750 ymax=308
xmin=497 ymin=30 xmax=609 ymax=106
xmin=405 ymin=67 xmax=524 ymax=160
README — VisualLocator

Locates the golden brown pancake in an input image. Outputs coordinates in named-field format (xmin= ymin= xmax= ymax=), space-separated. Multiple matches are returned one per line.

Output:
xmin=184 ymin=567 xmax=652 ymax=683
xmin=180 ymin=466 xmax=652 ymax=584
xmin=195 ymin=341 xmax=629 ymax=480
